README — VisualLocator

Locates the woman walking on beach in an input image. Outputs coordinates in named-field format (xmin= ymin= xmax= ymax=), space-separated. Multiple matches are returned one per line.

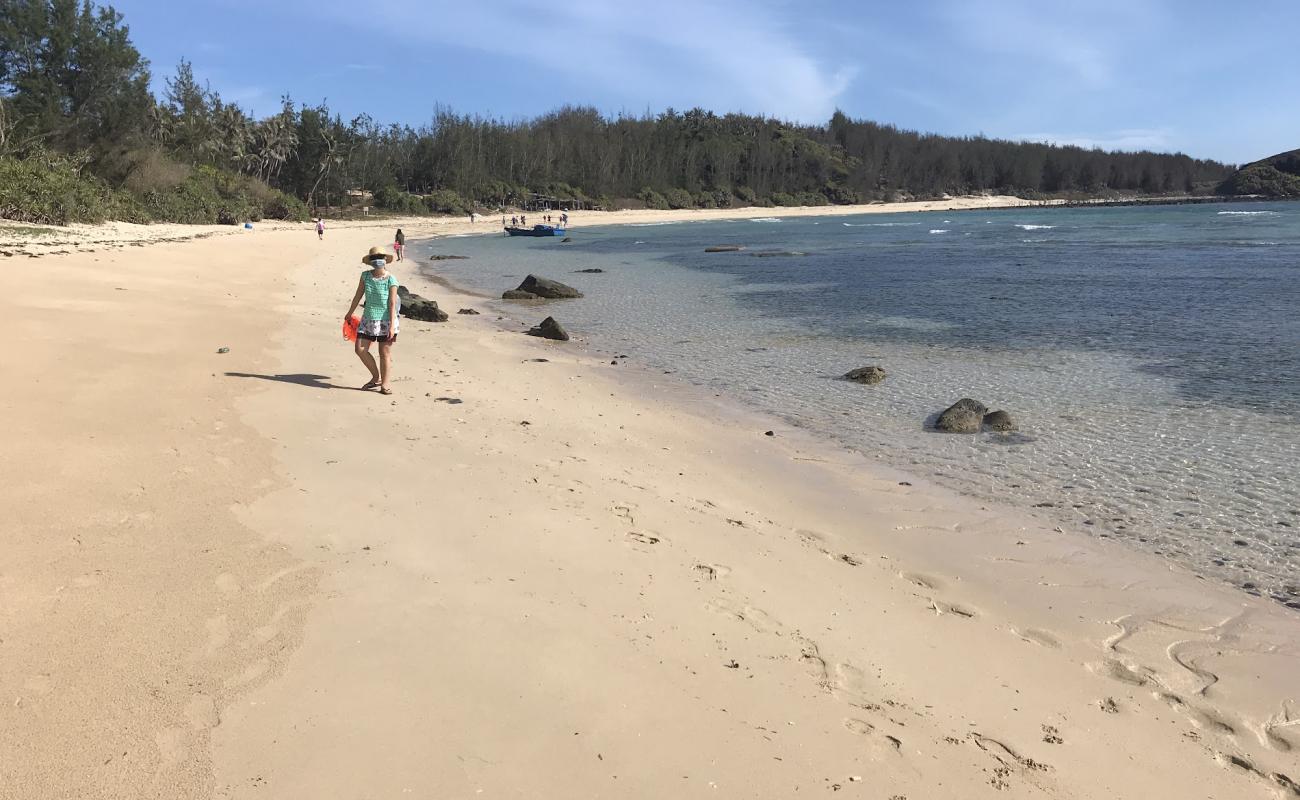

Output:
xmin=394 ymin=228 xmax=405 ymax=261
xmin=344 ymin=246 xmax=399 ymax=394
xmin=316 ymin=218 xmax=325 ymax=240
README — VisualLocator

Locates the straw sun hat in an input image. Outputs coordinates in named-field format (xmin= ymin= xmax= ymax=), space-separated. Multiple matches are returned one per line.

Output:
xmin=361 ymin=246 xmax=395 ymax=265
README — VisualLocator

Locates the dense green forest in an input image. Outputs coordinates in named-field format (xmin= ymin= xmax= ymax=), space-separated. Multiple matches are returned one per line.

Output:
xmin=1 ymin=0 xmax=1240 ymax=225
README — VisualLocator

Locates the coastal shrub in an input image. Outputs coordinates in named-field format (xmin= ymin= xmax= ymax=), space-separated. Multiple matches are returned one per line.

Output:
xmin=121 ymin=149 xmax=192 ymax=196
xmin=374 ymin=185 xmax=424 ymax=214
xmin=638 ymin=187 xmax=669 ymax=210
xmin=825 ymin=185 xmax=861 ymax=205
xmin=732 ymin=186 xmax=757 ymax=206
xmin=425 ymin=188 xmax=473 ymax=215
xmin=663 ymin=187 xmax=695 ymax=209
xmin=132 ymin=165 xmax=306 ymax=224
xmin=769 ymin=192 xmax=797 ymax=207
xmin=1220 ymin=163 xmax=1300 ymax=198
xmin=0 ymin=150 xmax=143 ymax=225
xmin=795 ymin=191 xmax=830 ymax=207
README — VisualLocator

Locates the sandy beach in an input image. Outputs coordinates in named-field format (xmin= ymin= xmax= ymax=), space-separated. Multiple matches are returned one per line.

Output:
xmin=3 ymin=214 xmax=1298 ymax=799
xmin=0 ymin=194 xmax=1047 ymax=259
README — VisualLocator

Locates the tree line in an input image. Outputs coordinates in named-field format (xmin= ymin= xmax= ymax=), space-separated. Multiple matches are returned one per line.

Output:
xmin=1 ymin=0 xmax=1236 ymax=224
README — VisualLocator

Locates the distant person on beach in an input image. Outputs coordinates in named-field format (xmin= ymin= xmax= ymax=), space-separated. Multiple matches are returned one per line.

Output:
xmin=394 ymin=228 xmax=405 ymax=261
xmin=511 ymin=215 xmax=518 ymax=226
xmin=316 ymin=218 xmax=325 ymax=240
xmin=521 ymin=214 xmax=527 ymax=226
xmin=344 ymin=246 xmax=399 ymax=395
xmin=561 ymin=212 xmax=568 ymax=226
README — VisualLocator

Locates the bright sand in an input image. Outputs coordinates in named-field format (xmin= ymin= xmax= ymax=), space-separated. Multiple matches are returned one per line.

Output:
xmin=2 ymin=209 xmax=1298 ymax=799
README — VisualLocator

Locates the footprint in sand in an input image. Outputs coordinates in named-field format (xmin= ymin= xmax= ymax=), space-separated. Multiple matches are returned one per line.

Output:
xmin=625 ymin=531 xmax=661 ymax=547
xmin=1011 ymin=627 xmax=1061 ymax=648
xmin=203 ymin=615 xmax=230 ymax=656
xmin=693 ymin=563 xmax=731 ymax=581
xmin=246 ymin=625 xmax=279 ymax=647
xmin=796 ymin=529 xmax=833 ymax=551
xmin=1157 ymin=692 xmax=1238 ymax=737
xmin=928 ymin=598 xmax=978 ymax=619
xmin=255 ymin=563 xmax=311 ymax=592
xmin=183 ymin=693 xmax=220 ymax=730
xmin=843 ymin=717 xmax=905 ymax=758
xmin=1089 ymin=658 xmax=1150 ymax=687
xmin=225 ymin=657 xmax=270 ymax=690
xmin=899 ymin=571 xmax=945 ymax=591
xmin=704 ymin=597 xmax=782 ymax=635
xmin=832 ymin=662 xmax=877 ymax=705
xmin=154 ymin=726 xmax=189 ymax=769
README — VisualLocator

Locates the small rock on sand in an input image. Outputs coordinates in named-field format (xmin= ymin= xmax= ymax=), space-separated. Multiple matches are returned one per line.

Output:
xmin=527 ymin=317 xmax=569 ymax=341
xmin=704 ymin=245 xmax=744 ymax=253
xmin=400 ymin=296 xmax=449 ymax=322
xmin=457 ymin=308 xmax=480 ymax=315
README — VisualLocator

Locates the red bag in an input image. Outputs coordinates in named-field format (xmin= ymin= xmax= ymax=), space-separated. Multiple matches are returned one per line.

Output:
xmin=342 ymin=315 xmax=360 ymax=342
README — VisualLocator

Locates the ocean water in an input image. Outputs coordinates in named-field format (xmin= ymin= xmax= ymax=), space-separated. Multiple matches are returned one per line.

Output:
xmin=413 ymin=203 xmax=1300 ymax=606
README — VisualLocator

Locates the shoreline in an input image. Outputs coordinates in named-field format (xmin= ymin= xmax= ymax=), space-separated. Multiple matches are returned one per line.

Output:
xmin=5 ymin=215 xmax=1299 ymax=798
xmin=414 ymin=218 xmax=1298 ymax=609
xmin=6 ymin=193 xmax=1288 ymax=260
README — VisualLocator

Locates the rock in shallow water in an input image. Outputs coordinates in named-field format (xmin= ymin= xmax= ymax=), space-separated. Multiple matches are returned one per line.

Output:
xmin=934 ymin=398 xmax=988 ymax=433
xmin=843 ymin=366 xmax=886 ymax=385
xmin=527 ymin=317 xmax=569 ymax=341
xmin=983 ymin=409 xmax=1017 ymax=431
xmin=516 ymin=274 xmax=583 ymax=299
xmin=502 ymin=289 xmax=540 ymax=300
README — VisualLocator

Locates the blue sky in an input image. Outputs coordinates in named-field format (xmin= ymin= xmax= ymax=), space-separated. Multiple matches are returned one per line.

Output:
xmin=111 ymin=0 xmax=1299 ymax=165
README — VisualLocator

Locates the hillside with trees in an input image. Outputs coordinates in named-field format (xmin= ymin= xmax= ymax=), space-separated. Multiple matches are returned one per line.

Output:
xmin=1218 ymin=149 xmax=1300 ymax=198
xmin=2 ymin=0 xmax=1235 ymax=225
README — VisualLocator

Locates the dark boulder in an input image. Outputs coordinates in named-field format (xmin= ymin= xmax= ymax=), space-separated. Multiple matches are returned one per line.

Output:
xmin=983 ymin=410 xmax=1017 ymax=432
xmin=397 ymin=285 xmax=412 ymax=299
xmin=704 ymin=245 xmax=744 ymax=253
xmin=527 ymin=317 xmax=569 ymax=341
xmin=561 ymin=237 xmax=572 ymax=242
xmin=401 ymin=297 xmax=448 ymax=323
xmin=457 ymin=308 xmax=480 ymax=315
xmin=502 ymin=289 xmax=541 ymax=300
xmin=843 ymin=366 xmax=886 ymax=385
xmin=934 ymin=398 xmax=988 ymax=433
xmin=428 ymin=254 xmax=468 ymax=261
xmin=516 ymin=274 xmax=583 ymax=299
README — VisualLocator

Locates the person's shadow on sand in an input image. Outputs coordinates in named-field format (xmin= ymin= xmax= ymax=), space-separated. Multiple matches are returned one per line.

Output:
xmin=225 ymin=372 xmax=353 ymax=390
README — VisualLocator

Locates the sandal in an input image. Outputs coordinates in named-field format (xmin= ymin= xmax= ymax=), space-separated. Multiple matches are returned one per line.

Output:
xmin=379 ymin=387 xmax=393 ymax=395
xmin=361 ymin=379 xmax=381 ymax=390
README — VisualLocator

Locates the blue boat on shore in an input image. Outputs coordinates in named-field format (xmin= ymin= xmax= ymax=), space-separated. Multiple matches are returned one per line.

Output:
xmin=505 ymin=224 xmax=566 ymax=237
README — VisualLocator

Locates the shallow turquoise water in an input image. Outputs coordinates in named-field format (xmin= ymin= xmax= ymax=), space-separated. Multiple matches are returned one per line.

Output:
xmin=414 ymin=202 xmax=1300 ymax=605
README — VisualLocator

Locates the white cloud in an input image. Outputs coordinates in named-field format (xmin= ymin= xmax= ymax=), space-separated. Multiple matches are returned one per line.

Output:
xmin=937 ymin=0 xmax=1167 ymax=91
xmin=1012 ymin=128 xmax=1176 ymax=153
xmin=345 ymin=0 xmax=852 ymax=120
